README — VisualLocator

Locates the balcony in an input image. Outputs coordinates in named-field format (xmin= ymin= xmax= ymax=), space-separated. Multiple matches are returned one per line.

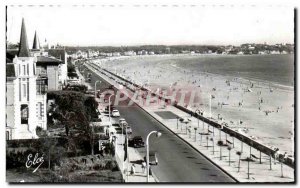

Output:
xmin=36 ymin=78 xmax=48 ymax=95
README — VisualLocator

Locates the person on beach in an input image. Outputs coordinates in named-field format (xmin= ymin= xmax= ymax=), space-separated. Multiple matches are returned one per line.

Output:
xmin=274 ymin=148 xmax=279 ymax=165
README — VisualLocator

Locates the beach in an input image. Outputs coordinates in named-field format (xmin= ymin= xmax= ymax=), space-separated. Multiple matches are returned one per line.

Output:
xmin=92 ymin=54 xmax=294 ymax=157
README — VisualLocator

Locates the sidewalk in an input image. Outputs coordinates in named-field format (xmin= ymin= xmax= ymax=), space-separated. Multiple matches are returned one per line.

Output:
xmin=76 ymin=68 xmax=93 ymax=90
xmin=85 ymin=62 xmax=294 ymax=183
xmin=94 ymin=94 xmax=157 ymax=182
xmin=114 ymin=130 xmax=157 ymax=183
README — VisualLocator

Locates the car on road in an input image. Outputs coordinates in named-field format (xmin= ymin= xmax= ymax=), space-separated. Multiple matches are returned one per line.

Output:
xmin=119 ymin=118 xmax=127 ymax=126
xmin=112 ymin=109 xmax=120 ymax=117
xmin=144 ymin=152 xmax=158 ymax=165
xmin=123 ymin=125 xmax=133 ymax=135
xmin=128 ymin=136 xmax=145 ymax=148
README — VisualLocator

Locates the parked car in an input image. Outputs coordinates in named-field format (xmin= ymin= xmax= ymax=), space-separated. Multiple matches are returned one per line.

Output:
xmin=144 ymin=152 xmax=158 ymax=165
xmin=112 ymin=109 xmax=120 ymax=117
xmin=105 ymin=105 xmax=115 ymax=112
xmin=123 ymin=125 xmax=133 ymax=135
xmin=128 ymin=136 xmax=145 ymax=148
xmin=119 ymin=118 xmax=127 ymax=126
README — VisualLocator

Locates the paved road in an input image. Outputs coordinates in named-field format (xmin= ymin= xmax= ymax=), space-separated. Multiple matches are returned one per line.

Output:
xmin=83 ymin=65 xmax=235 ymax=182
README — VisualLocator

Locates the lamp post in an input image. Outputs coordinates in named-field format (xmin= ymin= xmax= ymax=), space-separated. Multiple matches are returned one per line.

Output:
xmin=211 ymin=137 xmax=215 ymax=154
xmin=201 ymin=111 xmax=205 ymax=130
xmin=194 ymin=127 xmax=198 ymax=142
xmin=236 ymin=151 xmax=242 ymax=172
xmin=94 ymin=80 xmax=101 ymax=98
xmin=108 ymin=94 xmax=115 ymax=123
xmin=146 ymin=131 xmax=162 ymax=182
xmin=188 ymin=126 xmax=192 ymax=138
xmin=199 ymin=132 xmax=202 ymax=145
xmin=176 ymin=116 xmax=180 ymax=130
xmin=219 ymin=124 xmax=223 ymax=140
xmin=218 ymin=124 xmax=224 ymax=160
xmin=181 ymin=121 xmax=183 ymax=131
xmin=195 ymin=109 xmax=200 ymax=128
xmin=228 ymin=146 xmax=232 ymax=166
xmin=206 ymin=136 xmax=209 ymax=149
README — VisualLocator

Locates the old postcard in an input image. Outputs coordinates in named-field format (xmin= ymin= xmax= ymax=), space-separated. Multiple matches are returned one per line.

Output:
xmin=5 ymin=4 xmax=295 ymax=183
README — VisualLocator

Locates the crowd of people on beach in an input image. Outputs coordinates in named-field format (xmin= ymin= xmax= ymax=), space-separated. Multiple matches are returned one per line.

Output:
xmin=96 ymin=57 xmax=294 ymax=157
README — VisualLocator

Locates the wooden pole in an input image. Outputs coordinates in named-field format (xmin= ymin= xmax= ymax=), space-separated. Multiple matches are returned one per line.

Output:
xmin=247 ymin=159 xmax=250 ymax=179
xmin=281 ymin=162 xmax=284 ymax=178
xmin=229 ymin=150 xmax=231 ymax=166
xmin=241 ymin=141 xmax=243 ymax=152
xmin=238 ymin=156 xmax=241 ymax=172
xmin=206 ymin=136 xmax=209 ymax=149
xmin=220 ymin=146 xmax=222 ymax=160
xmin=259 ymin=151 xmax=262 ymax=164
xmin=269 ymin=155 xmax=272 ymax=170
xmin=200 ymin=133 xmax=202 ymax=145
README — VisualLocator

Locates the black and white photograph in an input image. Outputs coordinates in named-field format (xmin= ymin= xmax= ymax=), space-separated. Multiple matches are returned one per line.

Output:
xmin=4 ymin=2 xmax=296 ymax=183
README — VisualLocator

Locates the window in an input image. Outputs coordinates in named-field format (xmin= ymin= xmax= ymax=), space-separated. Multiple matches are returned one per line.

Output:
xmin=23 ymin=84 xmax=26 ymax=97
xmin=36 ymin=102 xmax=44 ymax=119
xmin=36 ymin=79 xmax=47 ymax=95
xmin=22 ymin=65 xmax=26 ymax=75
xmin=21 ymin=105 xmax=28 ymax=124
xmin=6 ymin=131 xmax=10 ymax=140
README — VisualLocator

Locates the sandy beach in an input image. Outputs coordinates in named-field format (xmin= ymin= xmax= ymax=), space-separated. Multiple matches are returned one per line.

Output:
xmin=92 ymin=54 xmax=294 ymax=157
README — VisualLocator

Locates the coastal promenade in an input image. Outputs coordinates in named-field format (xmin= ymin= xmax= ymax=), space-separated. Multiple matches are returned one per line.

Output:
xmin=84 ymin=61 xmax=294 ymax=182
xmin=77 ymin=69 xmax=157 ymax=182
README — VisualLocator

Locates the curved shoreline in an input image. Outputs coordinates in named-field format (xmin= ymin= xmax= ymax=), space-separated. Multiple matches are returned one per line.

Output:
xmin=92 ymin=54 xmax=294 ymax=91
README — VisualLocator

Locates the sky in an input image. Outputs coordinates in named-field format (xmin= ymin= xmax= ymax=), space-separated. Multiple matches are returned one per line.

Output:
xmin=6 ymin=5 xmax=294 ymax=46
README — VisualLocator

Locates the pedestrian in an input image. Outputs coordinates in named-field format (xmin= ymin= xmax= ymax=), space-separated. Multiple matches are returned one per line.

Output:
xmin=282 ymin=152 xmax=288 ymax=162
xmin=130 ymin=164 xmax=135 ymax=175
xmin=274 ymin=148 xmax=279 ymax=165
xmin=142 ymin=161 xmax=146 ymax=173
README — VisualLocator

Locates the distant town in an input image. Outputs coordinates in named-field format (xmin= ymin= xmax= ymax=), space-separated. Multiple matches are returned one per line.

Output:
xmin=7 ymin=42 xmax=295 ymax=60
xmin=63 ymin=43 xmax=294 ymax=59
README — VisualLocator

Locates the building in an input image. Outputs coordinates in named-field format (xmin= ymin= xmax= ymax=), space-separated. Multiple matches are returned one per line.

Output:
xmin=6 ymin=19 xmax=65 ymax=140
xmin=6 ymin=19 xmax=48 ymax=139
xmin=47 ymin=49 xmax=68 ymax=86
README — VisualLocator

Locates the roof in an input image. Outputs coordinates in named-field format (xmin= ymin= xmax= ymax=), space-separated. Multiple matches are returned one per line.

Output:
xmin=6 ymin=64 xmax=15 ymax=77
xmin=47 ymin=49 xmax=66 ymax=63
xmin=36 ymin=56 xmax=62 ymax=65
xmin=32 ymin=31 xmax=40 ymax=50
xmin=18 ymin=18 xmax=30 ymax=57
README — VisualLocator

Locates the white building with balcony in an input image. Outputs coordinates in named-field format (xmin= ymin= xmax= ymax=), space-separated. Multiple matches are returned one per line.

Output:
xmin=6 ymin=19 xmax=47 ymax=140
